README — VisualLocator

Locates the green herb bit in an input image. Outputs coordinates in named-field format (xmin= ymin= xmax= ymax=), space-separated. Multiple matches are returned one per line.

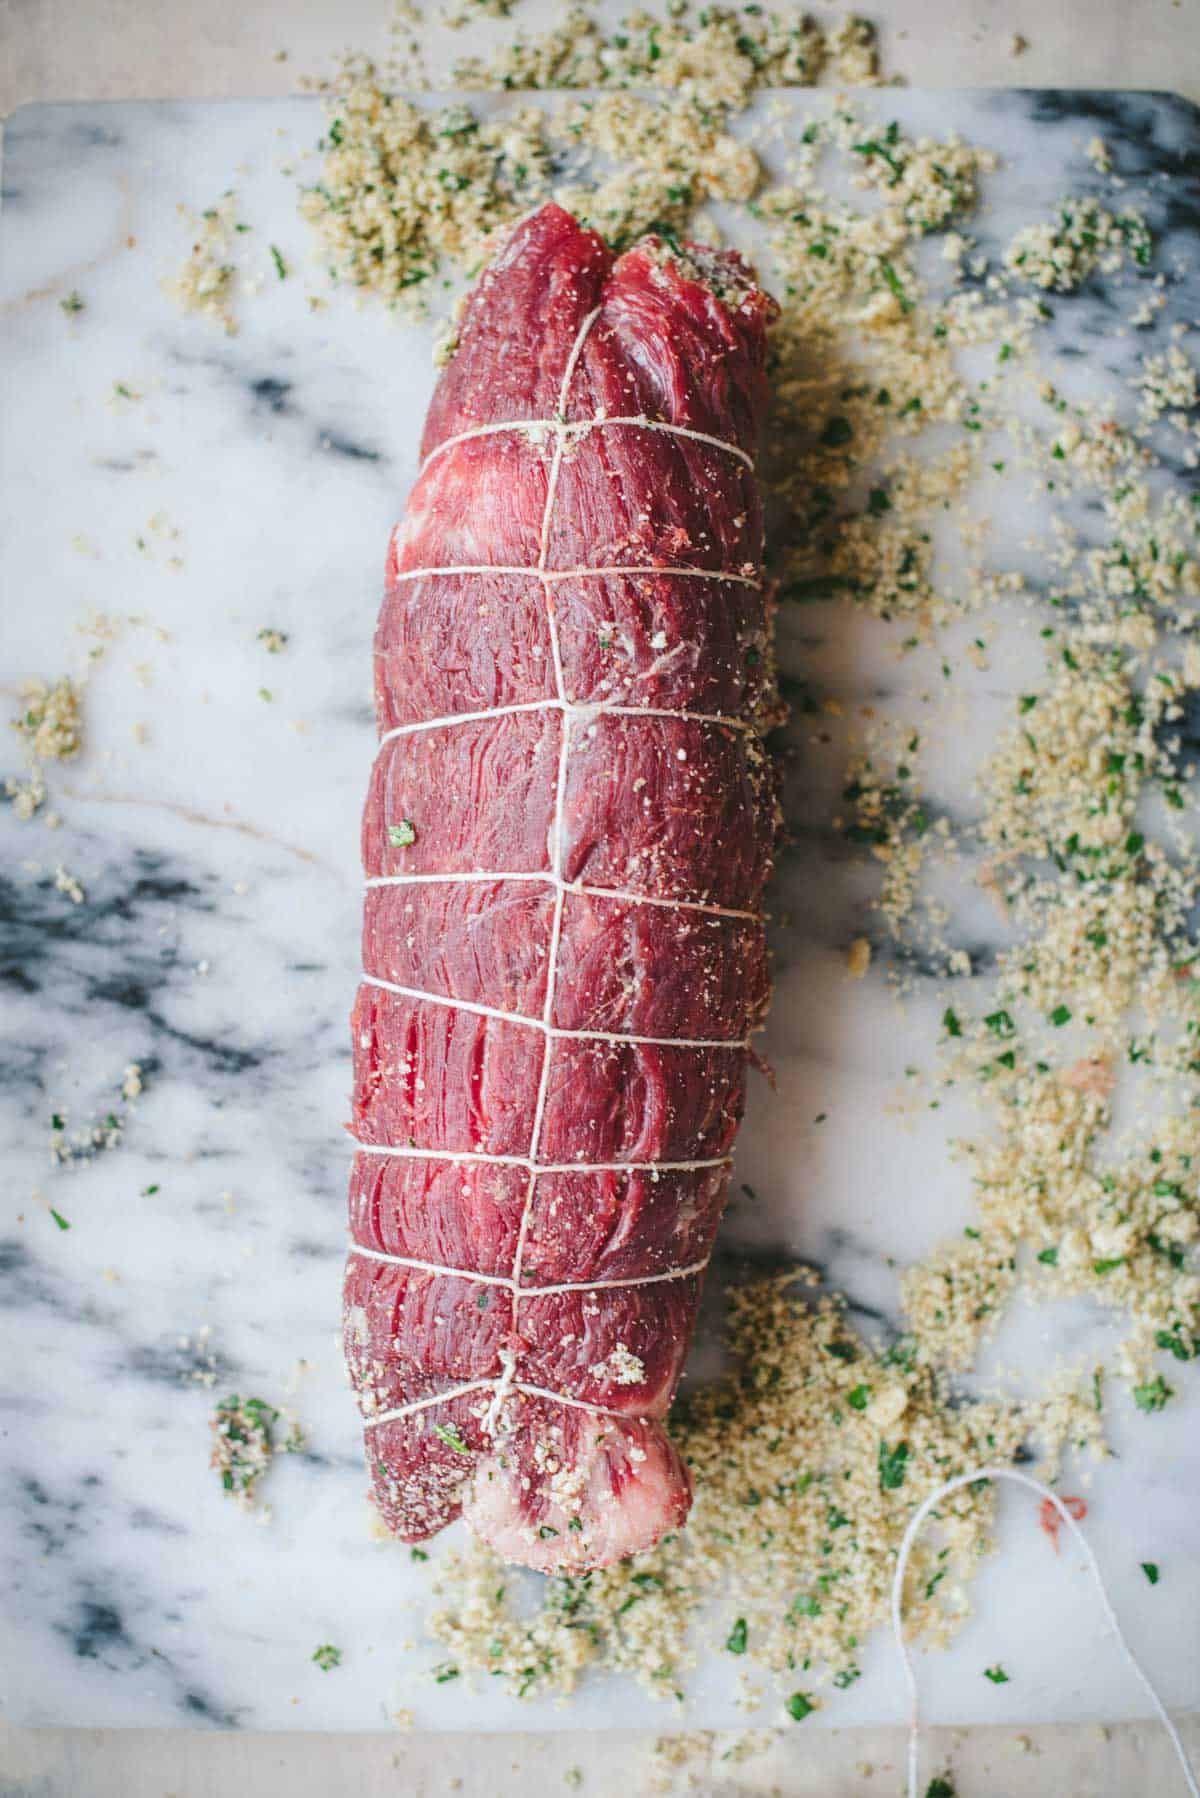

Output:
xmin=880 ymin=260 xmax=914 ymax=312
xmin=725 ymin=1617 xmax=748 ymax=1654
xmin=1037 ymin=1246 xmax=1059 ymax=1266
xmin=432 ymin=1421 xmax=472 ymax=1455
xmin=50 ymin=1209 xmax=71 ymax=1231
xmin=847 ymin=1384 xmax=871 ymax=1411
xmin=1142 ymin=1561 xmax=1160 ymax=1585
xmin=984 ymin=1664 xmax=1009 ymax=1683
xmin=270 ymin=245 xmax=288 ymax=280
xmin=312 ymin=1643 xmax=341 ymax=1671
xmin=210 ymin=1395 xmax=280 ymax=1504
xmin=60 ymin=292 xmax=85 ymax=316
xmin=388 ymin=820 xmax=417 ymax=847
xmin=1133 ymin=1375 xmax=1173 ymax=1413
xmin=879 ymin=1439 xmax=909 ymax=1491
xmin=786 ymin=1691 xmax=815 ymax=1721
xmin=925 ymin=1779 xmax=956 ymax=1798
xmin=411 ymin=1547 xmax=429 ymax=1562
xmin=850 ymin=139 xmax=904 ymax=181
xmin=1155 ymin=1326 xmax=1195 ymax=1362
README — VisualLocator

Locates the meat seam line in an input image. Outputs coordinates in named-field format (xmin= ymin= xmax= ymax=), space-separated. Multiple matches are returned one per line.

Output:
xmin=416 ymin=413 xmax=756 ymax=473
xmin=350 ymin=1145 xmax=732 ymax=1173
xmin=376 ymin=700 xmax=757 ymax=741
xmin=358 ymin=973 xmax=750 ymax=1050
xmin=385 ymin=563 xmax=760 ymax=585
xmin=364 ymin=871 xmax=763 ymax=925
xmin=366 ymin=1379 xmax=631 ymax=1430
xmin=357 ymin=305 xmax=766 ymax=1440
xmin=347 ymin=1244 xmax=710 ymax=1297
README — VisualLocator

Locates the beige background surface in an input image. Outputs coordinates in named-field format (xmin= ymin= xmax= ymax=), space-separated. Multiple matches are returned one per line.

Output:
xmin=1 ymin=1 xmax=1198 ymax=1792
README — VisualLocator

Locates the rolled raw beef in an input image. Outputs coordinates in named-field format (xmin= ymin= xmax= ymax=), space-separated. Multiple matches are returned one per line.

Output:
xmin=345 ymin=202 xmax=778 ymax=1572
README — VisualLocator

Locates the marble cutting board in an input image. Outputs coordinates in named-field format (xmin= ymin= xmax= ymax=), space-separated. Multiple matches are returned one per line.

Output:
xmin=1 ymin=87 xmax=1198 ymax=1734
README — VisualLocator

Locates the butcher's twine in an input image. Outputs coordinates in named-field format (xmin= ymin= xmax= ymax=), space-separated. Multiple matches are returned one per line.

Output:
xmin=891 ymin=1466 xmax=1199 ymax=1798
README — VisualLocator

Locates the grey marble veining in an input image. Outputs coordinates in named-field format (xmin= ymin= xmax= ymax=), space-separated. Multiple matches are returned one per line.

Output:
xmin=1 ymin=88 xmax=1197 ymax=1732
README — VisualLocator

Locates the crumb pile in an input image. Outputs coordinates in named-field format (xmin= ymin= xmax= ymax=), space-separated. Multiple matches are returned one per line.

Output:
xmin=427 ymin=1274 xmax=1101 ymax=1706
xmin=209 ymin=1394 xmax=304 ymax=1510
xmin=7 ymin=675 xmax=82 ymax=821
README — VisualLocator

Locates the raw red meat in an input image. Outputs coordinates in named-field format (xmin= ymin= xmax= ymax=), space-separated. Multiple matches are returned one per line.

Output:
xmin=345 ymin=202 xmax=777 ymax=1572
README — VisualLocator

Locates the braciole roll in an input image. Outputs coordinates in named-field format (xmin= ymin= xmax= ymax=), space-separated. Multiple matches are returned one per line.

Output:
xmin=344 ymin=203 xmax=779 ymax=1571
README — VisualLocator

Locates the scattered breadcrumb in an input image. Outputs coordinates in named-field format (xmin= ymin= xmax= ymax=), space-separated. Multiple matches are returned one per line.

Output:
xmin=300 ymin=75 xmax=553 ymax=315
xmin=427 ymin=1273 xmax=1103 ymax=1705
xmin=1004 ymin=198 xmax=1152 ymax=291
xmin=210 ymin=1395 xmax=304 ymax=1509
xmin=163 ymin=192 xmax=245 ymax=334
xmin=7 ymin=676 xmax=83 ymax=823
xmin=53 ymin=865 xmax=85 ymax=905
xmin=11 ymin=675 xmax=83 ymax=764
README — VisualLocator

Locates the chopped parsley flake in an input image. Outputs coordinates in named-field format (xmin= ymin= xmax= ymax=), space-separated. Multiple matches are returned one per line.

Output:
xmin=878 ymin=1439 xmax=909 ymax=1491
xmin=1133 ymin=1375 xmax=1173 ymax=1414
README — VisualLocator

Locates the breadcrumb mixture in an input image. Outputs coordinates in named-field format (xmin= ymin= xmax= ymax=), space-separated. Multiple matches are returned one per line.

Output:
xmin=7 ymin=676 xmax=83 ymax=821
xmin=209 ymin=1394 xmax=305 ymax=1509
xmin=294 ymin=7 xmax=883 ymax=317
xmin=450 ymin=6 xmax=881 ymax=104
xmin=427 ymin=1275 xmax=1103 ymax=1707
xmin=163 ymin=192 xmax=244 ymax=334
xmin=299 ymin=79 xmax=554 ymax=310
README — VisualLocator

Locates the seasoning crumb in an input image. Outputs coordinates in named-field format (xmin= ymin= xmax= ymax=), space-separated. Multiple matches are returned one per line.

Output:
xmin=210 ymin=1395 xmax=303 ymax=1509
xmin=53 ymin=865 xmax=85 ymax=906
xmin=847 ymin=937 xmax=872 ymax=979
xmin=164 ymin=192 xmax=243 ymax=334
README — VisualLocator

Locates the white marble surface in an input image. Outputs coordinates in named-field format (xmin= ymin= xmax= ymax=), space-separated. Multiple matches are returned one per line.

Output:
xmin=2 ymin=85 xmax=1198 ymax=1746
xmin=0 ymin=0 xmax=1194 ymax=1783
